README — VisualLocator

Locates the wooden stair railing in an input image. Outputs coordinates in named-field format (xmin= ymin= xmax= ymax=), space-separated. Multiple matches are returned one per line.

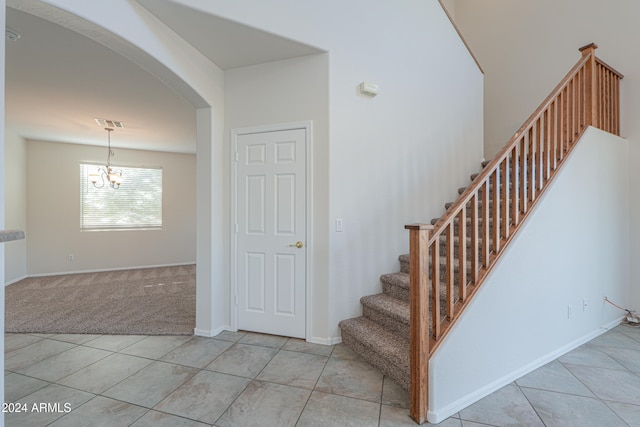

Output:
xmin=405 ymin=43 xmax=623 ymax=424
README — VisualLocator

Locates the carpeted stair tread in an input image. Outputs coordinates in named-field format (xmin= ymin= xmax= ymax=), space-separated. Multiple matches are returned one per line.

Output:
xmin=381 ymin=268 xmax=464 ymax=301
xmin=399 ymin=254 xmax=410 ymax=265
xmin=431 ymin=216 xmax=489 ymax=227
xmin=382 ymin=272 xmax=410 ymax=302
xmin=361 ymin=294 xmax=409 ymax=324
xmin=338 ymin=316 xmax=410 ymax=390
xmin=361 ymin=294 xmax=410 ymax=340
xmin=381 ymin=271 xmax=409 ymax=288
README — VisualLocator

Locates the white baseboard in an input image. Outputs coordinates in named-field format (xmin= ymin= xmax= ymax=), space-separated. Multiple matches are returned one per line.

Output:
xmin=194 ymin=325 xmax=230 ymax=337
xmin=307 ymin=335 xmax=342 ymax=346
xmin=26 ymin=262 xmax=195 ymax=278
xmin=427 ymin=317 xmax=625 ymax=424
xmin=5 ymin=275 xmax=27 ymax=286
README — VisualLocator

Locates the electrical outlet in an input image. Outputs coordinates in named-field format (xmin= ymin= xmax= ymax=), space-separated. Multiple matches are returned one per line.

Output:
xmin=336 ymin=218 xmax=343 ymax=232
xmin=68 ymin=254 xmax=74 ymax=261
xmin=567 ymin=305 xmax=573 ymax=319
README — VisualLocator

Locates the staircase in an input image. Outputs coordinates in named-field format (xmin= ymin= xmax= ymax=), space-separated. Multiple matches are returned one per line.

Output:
xmin=337 ymin=44 xmax=624 ymax=424
xmin=338 ymin=161 xmax=490 ymax=391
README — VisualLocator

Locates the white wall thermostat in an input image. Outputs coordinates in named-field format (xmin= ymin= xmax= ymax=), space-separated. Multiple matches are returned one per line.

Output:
xmin=360 ymin=81 xmax=379 ymax=96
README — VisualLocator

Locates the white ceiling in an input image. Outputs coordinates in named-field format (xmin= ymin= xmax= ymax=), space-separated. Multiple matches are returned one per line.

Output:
xmin=137 ymin=0 xmax=323 ymax=71
xmin=5 ymin=2 xmax=323 ymax=154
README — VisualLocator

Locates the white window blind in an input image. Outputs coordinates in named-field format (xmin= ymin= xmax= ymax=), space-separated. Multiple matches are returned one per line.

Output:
xmin=80 ymin=163 xmax=163 ymax=231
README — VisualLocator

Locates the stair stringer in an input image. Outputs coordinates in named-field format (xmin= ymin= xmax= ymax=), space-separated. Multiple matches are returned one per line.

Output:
xmin=426 ymin=127 xmax=629 ymax=423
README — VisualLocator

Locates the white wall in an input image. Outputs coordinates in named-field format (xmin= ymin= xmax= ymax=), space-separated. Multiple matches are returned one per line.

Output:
xmin=171 ymin=0 xmax=485 ymax=341
xmin=5 ymin=131 xmax=27 ymax=284
xmin=429 ymin=127 xmax=629 ymax=422
xmin=224 ymin=53 xmax=330 ymax=340
xmin=26 ymin=140 xmax=196 ymax=275
xmin=454 ymin=0 xmax=640 ymax=314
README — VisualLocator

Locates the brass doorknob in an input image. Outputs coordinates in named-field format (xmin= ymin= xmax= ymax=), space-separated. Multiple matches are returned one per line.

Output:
xmin=289 ymin=241 xmax=304 ymax=248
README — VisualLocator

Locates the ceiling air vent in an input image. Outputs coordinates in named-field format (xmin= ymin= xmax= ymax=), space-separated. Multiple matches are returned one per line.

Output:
xmin=94 ymin=118 xmax=125 ymax=129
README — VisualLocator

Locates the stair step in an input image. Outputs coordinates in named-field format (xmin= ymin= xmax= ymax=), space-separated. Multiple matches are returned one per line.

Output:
xmin=382 ymin=267 xmax=465 ymax=300
xmin=398 ymin=255 xmax=410 ymax=274
xmin=437 ymin=235 xmax=489 ymax=260
xmin=338 ymin=316 xmax=410 ymax=390
xmin=361 ymin=294 xmax=409 ymax=340
xmin=381 ymin=272 xmax=410 ymax=302
xmin=445 ymin=199 xmax=509 ymax=211
xmin=400 ymin=251 xmax=476 ymax=274
xmin=458 ymin=184 xmax=513 ymax=196
xmin=431 ymin=216 xmax=490 ymax=228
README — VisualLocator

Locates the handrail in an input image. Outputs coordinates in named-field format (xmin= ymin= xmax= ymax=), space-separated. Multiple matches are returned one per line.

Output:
xmin=406 ymin=43 xmax=623 ymax=424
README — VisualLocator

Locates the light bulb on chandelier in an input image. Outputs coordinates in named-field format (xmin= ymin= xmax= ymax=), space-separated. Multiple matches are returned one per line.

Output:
xmin=89 ymin=127 xmax=123 ymax=189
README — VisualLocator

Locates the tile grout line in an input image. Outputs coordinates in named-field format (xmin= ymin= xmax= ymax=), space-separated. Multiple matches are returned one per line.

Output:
xmin=211 ymin=336 xmax=287 ymax=426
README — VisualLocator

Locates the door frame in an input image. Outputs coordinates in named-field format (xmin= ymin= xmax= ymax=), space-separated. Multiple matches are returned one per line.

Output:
xmin=230 ymin=121 xmax=313 ymax=340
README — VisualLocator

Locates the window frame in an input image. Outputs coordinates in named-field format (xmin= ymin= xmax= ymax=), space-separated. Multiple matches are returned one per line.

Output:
xmin=79 ymin=162 xmax=163 ymax=232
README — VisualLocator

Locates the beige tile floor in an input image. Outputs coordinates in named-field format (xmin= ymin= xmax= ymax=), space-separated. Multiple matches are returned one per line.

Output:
xmin=4 ymin=324 xmax=640 ymax=426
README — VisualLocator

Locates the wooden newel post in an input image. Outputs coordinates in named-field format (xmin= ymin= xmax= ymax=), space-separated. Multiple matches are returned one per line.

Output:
xmin=405 ymin=223 xmax=433 ymax=424
xmin=579 ymin=43 xmax=598 ymax=129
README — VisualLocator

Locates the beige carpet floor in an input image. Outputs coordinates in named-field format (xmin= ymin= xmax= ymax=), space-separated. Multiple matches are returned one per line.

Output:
xmin=5 ymin=265 xmax=195 ymax=335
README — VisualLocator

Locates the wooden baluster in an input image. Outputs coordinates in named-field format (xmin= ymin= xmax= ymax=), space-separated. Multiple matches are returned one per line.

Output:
xmin=595 ymin=65 xmax=604 ymax=129
xmin=470 ymin=194 xmax=479 ymax=284
xmin=578 ymin=67 xmax=584 ymax=128
xmin=492 ymin=169 xmax=500 ymax=253
xmin=575 ymin=70 xmax=581 ymax=131
xmin=542 ymin=106 xmax=551 ymax=182
xmin=511 ymin=146 xmax=519 ymax=227
xmin=598 ymin=64 xmax=604 ymax=128
xmin=604 ymin=69 xmax=609 ymax=132
xmin=559 ymin=89 xmax=565 ymax=161
xmin=519 ymin=137 xmax=527 ymax=214
xmin=608 ymin=71 xmax=613 ymax=132
xmin=405 ymin=224 xmax=431 ymax=425
xmin=568 ymin=77 xmax=574 ymax=144
xmin=612 ymin=74 xmax=616 ymax=134
xmin=501 ymin=157 xmax=509 ymax=240
xmin=572 ymin=75 xmax=578 ymax=140
xmin=528 ymin=127 xmax=535 ymax=203
xmin=432 ymin=230 xmax=441 ymax=340
xmin=603 ymin=66 xmax=607 ymax=128
xmin=446 ymin=223 xmax=454 ymax=320
xmin=458 ymin=208 xmax=467 ymax=302
xmin=564 ymin=85 xmax=571 ymax=150
xmin=615 ymin=76 xmax=620 ymax=135
xmin=482 ymin=179 xmax=490 ymax=266
xmin=568 ymin=84 xmax=573 ymax=149
xmin=536 ymin=118 xmax=543 ymax=190
xmin=550 ymin=99 xmax=557 ymax=171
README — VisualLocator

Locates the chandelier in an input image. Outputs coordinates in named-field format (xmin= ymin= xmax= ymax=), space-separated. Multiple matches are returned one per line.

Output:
xmin=89 ymin=127 xmax=123 ymax=189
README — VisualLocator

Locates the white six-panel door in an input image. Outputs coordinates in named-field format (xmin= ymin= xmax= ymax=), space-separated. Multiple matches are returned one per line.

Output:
xmin=235 ymin=128 xmax=306 ymax=338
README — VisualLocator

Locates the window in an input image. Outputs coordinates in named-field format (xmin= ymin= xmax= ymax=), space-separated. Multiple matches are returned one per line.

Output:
xmin=80 ymin=163 xmax=163 ymax=231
